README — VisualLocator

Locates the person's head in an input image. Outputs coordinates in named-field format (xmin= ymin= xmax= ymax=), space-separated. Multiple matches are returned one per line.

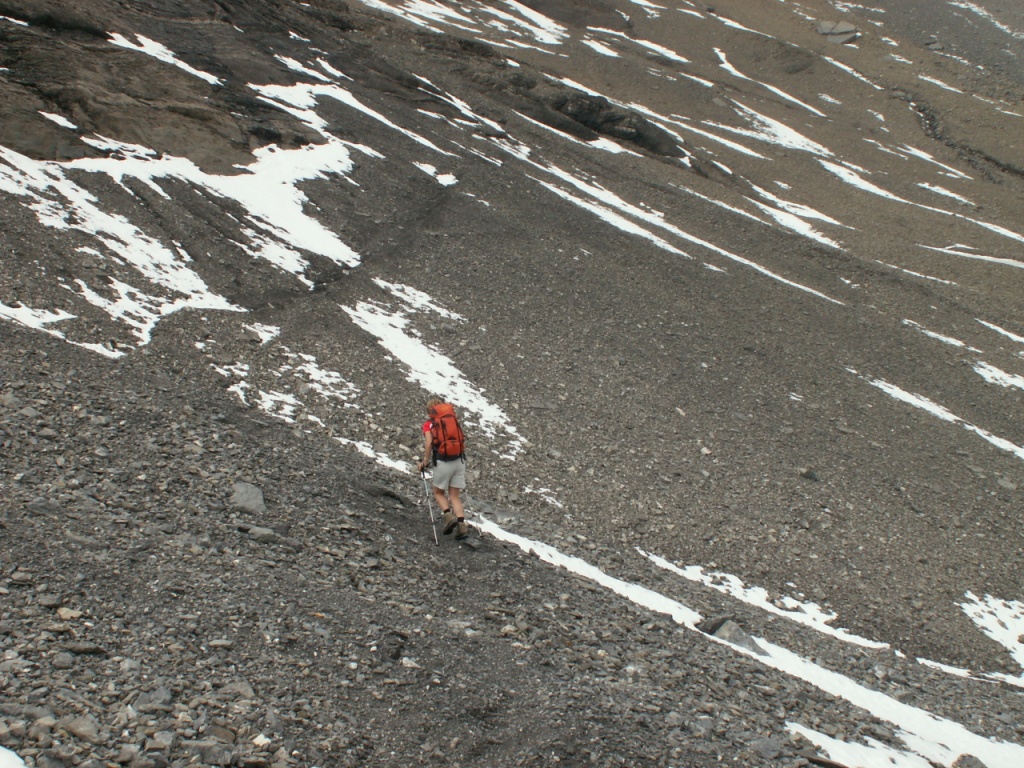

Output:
xmin=426 ymin=396 xmax=443 ymax=413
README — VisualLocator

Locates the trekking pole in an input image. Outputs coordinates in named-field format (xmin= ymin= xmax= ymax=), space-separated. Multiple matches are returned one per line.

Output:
xmin=421 ymin=470 xmax=440 ymax=546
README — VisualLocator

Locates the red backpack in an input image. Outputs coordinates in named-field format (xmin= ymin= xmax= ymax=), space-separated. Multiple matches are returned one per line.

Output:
xmin=429 ymin=402 xmax=466 ymax=461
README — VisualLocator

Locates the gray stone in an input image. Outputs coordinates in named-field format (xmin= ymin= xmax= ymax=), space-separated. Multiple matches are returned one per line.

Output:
xmin=751 ymin=737 xmax=783 ymax=759
xmin=219 ymin=681 xmax=256 ymax=700
xmin=64 ymin=642 xmax=105 ymax=655
xmin=115 ymin=744 xmax=141 ymax=764
xmin=62 ymin=714 xmax=101 ymax=743
xmin=952 ymin=756 xmax=987 ymax=768
xmin=818 ymin=21 xmax=857 ymax=36
xmin=135 ymin=686 xmax=173 ymax=713
xmin=712 ymin=618 xmax=770 ymax=655
xmin=36 ymin=754 xmax=69 ymax=768
xmin=66 ymin=532 xmax=108 ymax=550
xmin=248 ymin=526 xmax=279 ymax=544
xmin=52 ymin=652 xmax=74 ymax=670
xmin=145 ymin=731 xmax=177 ymax=752
xmin=206 ymin=725 xmax=236 ymax=743
xmin=827 ymin=31 xmax=859 ymax=44
xmin=182 ymin=740 xmax=235 ymax=766
xmin=664 ymin=711 xmax=685 ymax=727
xmin=230 ymin=482 xmax=267 ymax=514
xmin=698 ymin=616 xmax=766 ymax=655
xmin=817 ymin=20 xmax=858 ymax=43
xmin=26 ymin=497 xmax=62 ymax=516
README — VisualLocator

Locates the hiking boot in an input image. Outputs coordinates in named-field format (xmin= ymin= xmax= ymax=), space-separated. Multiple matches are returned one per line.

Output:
xmin=442 ymin=509 xmax=457 ymax=535
xmin=455 ymin=519 xmax=469 ymax=540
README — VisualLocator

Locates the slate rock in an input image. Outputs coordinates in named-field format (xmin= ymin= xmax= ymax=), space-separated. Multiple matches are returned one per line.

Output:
xmin=230 ymin=482 xmax=267 ymax=514
xmin=182 ymin=740 xmax=235 ymax=766
xmin=751 ymin=737 xmax=783 ymax=759
xmin=817 ymin=21 xmax=856 ymax=36
xmin=26 ymin=498 xmax=62 ymax=516
xmin=219 ymin=681 xmax=256 ymax=700
xmin=64 ymin=642 xmax=105 ymax=655
xmin=36 ymin=754 xmax=69 ymax=768
xmin=61 ymin=714 xmax=101 ymax=743
xmin=698 ymin=616 xmax=766 ymax=655
xmin=952 ymin=757 xmax=986 ymax=768
xmin=52 ymin=652 xmax=74 ymax=670
xmin=817 ymin=20 xmax=859 ymax=43
xmin=248 ymin=526 xmax=279 ymax=544
xmin=135 ymin=686 xmax=174 ymax=713
xmin=145 ymin=731 xmax=177 ymax=752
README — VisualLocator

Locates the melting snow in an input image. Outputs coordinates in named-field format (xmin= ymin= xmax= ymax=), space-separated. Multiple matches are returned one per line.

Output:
xmin=581 ymin=38 xmax=620 ymax=57
xmin=710 ymin=101 xmax=833 ymax=156
xmin=0 ymin=747 xmax=26 ymax=768
xmin=243 ymin=323 xmax=281 ymax=344
xmin=642 ymin=551 xmax=889 ymax=648
xmin=973 ymin=361 xmax=1024 ymax=391
xmin=108 ymin=32 xmax=222 ymax=85
xmin=917 ymin=182 xmax=974 ymax=205
xmin=902 ymin=319 xmax=982 ymax=352
xmin=334 ymin=437 xmax=410 ymax=471
xmin=918 ymin=74 xmax=964 ymax=93
xmin=853 ymin=369 xmax=1024 ymax=461
xmin=342 ymin=285 xmax=524 ymax=458
xmin=715 ymin=50 xmax=826 ymax=116
xmin=978 ymin=319 xmax=1024 ymax=347
xmin=874 ymin=260 xmax=957 ymax=285
xmin=413 ymin=162 xmax=459 ymax=186
xmin=961 ymin=593 xmax=1024 ymax=677
xmin=476 ymin=518 xmax=1024 ymax=768
xmin=919 ymin=243 xmax=1024 ymax=270
xmin=39 ymin=111 xmax=78 ymax=130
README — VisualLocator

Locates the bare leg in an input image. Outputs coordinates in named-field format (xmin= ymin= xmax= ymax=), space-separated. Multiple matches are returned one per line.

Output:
xmin=432 ymin=485 xmax=449 ymax=512
xmin=449 ymin=487 xmax=464 ymax=519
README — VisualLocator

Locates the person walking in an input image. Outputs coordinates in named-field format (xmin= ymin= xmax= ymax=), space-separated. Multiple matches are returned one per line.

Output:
xmin=417 ymin=397 xmax=469 ymax=539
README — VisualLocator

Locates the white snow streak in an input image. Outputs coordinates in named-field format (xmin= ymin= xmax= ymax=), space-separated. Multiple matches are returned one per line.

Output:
xmin=642 ymin=552 xmax=888 ymax=648
xmin=715 ymin=50 xmax=826 ymax=117
xmin=711 ymin=101 xmax=833 ymax=156
xmin=961 ymin=593 xmax=1024 ymax=679
xmin=902 ymin=319 xmax=982 ymax=353
xmin=475 ymin=518 xmax=1024 ymax=768
xmin=40 ymin=112 xmax=78 ymax=130
xmin=973 ymin=361 xmax=1024 ymax=391
xmin=854 ymin=370 xmax=1024 ymax=461
xmin=342 ymin=290 xmax=524 ymax=457
xmin=108 ymin=33 xmax=222 ymax=85
xmin=978 ymin=320 xmax=1024 ymax=347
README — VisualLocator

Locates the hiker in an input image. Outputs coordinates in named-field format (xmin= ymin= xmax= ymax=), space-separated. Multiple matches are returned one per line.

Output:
xmin=417 ymin=397 xmax=469 ymax=540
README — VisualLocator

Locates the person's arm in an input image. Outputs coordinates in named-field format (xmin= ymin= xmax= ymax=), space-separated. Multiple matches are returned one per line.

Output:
xmin=417 ymin=425 xmax=432 ymax=471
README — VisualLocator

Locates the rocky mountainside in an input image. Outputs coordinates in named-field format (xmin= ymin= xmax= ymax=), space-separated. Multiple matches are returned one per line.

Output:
xmin=2 ymin=1 xmax=1023 ymax=767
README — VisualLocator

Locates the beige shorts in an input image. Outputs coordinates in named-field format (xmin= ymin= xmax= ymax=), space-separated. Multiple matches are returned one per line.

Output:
xmin=432 ymin=457 xmax=466 ymax=490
